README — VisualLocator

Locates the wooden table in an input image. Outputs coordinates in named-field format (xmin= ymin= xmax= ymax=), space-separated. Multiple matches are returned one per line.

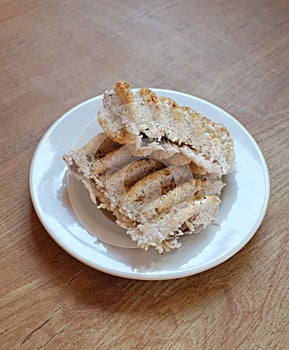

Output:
xmin=1 ymin=1 xmax=288 ymax=349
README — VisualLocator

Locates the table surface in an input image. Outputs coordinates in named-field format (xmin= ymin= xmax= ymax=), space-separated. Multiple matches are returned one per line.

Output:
xmin=1 ymin=1 xmax=288 ymax=349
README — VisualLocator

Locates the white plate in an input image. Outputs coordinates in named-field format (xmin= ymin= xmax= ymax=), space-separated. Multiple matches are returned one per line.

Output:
xmin=30 ymin=89 xmax=270 ymax=280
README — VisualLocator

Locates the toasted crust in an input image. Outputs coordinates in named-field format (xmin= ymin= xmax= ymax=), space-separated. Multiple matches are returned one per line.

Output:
xmin=63 ymin=133 xmax=108 ymax=180
xmin=98 ymin=82 xmax=235 ymax=177
xmin=64 ymin=133 xmax=225 ymax=253
xmin=122 ymin=177 xmax=224 ymax=224
xmin=127 ymin=195 xmax=221 ymax=252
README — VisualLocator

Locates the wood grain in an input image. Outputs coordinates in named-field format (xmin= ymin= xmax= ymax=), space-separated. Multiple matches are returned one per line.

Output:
xmin=1 ymin=1 xmax=288 ymax=349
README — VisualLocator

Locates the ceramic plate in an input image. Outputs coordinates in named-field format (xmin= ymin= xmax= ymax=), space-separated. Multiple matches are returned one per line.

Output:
xmin=30 ymin=89 xmax=270 ymax=280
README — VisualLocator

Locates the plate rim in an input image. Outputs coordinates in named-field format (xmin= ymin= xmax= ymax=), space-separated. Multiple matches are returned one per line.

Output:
xmin=30 ymin=89 xmax=270 ymax=280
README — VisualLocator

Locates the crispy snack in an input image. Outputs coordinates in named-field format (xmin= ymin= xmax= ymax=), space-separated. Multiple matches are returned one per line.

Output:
xmin=98 ymin=81 xmax=235 ymax=178
xmin=63 ymin=82 xmax=235 ymax=253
